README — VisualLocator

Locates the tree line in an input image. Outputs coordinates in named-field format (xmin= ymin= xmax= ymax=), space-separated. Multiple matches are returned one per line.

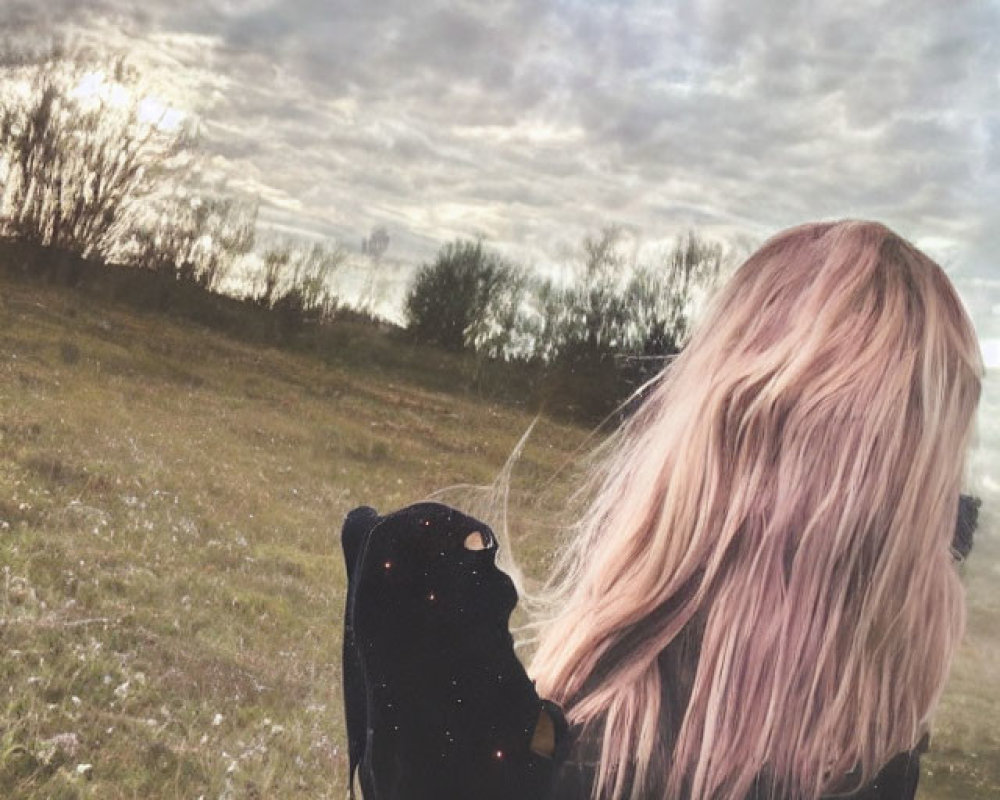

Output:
xmin=404 ymin=229 xmax=724 ymax=414
xmin=0 ymin=51 xmax=348 ymax=321
xmin=0 ymin=50 xmax=729 ymax=420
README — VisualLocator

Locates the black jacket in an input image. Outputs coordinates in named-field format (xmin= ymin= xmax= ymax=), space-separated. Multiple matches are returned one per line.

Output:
xmin=341 ymin=502 xmax=570 ymax=800
xmin=340 ymin=497 xmax=979 ymax=799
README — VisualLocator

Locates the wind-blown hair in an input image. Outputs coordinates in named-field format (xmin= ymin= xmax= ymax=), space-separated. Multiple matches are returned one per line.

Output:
xmin=528 ymin=221 xmax=983 ymax=799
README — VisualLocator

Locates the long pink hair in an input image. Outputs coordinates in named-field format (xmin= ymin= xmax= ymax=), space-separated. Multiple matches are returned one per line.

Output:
xmin=528 ymin=220 xmax=983 ymax=799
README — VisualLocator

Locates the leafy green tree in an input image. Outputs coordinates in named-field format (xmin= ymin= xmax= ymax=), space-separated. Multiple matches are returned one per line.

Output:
xmin=405 ymin=239 xmax=522 ymax=352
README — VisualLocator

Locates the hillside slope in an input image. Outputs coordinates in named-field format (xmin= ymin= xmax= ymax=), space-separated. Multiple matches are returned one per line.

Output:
xmin=0 ymin=274 xmax=586 ymax=799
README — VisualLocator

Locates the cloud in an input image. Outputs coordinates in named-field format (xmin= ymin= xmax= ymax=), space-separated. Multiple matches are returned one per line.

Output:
xmin=2 ymin=0 xmax=998 ymax=286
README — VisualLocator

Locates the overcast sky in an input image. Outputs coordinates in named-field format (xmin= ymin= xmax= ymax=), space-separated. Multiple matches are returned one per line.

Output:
xmin=2 ymin=0 xmax=999 ymax=346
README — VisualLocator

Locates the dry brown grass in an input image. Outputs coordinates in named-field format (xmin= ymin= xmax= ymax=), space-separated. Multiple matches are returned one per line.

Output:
xmin=0 ymin=275 xmax=587 ymax=798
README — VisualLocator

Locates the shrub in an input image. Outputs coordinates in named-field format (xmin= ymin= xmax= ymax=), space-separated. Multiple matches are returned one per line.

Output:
xmin=253 ymin=239 xmax=346 ymax=340
xmin=128 ymin=193 xmax=258 ymax=291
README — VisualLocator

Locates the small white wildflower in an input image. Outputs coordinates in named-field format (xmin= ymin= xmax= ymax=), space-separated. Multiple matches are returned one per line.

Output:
xmin=46 ymin=732 xmax=80 ymax=758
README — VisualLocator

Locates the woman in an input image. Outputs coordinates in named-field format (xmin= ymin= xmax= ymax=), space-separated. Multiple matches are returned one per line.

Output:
xmin=529 ymin=219 xmax=983 ymax=799
xmin=341 ymin=219 xmax=982 ymax=799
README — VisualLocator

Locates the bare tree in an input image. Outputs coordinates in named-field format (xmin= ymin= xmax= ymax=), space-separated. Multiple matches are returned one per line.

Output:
xmin=256 ymin=243 xmax=291 ymax=308
xmin=361 ymin=225 xmax=390 ymax=261
xmin=292 ymin=240 xmax=346 ymax=314
xmin=0 ymin=55 xmax=192 ymax=262
xmin=659 ymin=229 xmax=724 ymax=346
xmin=358 ymin=225 xmax=391 ymax=313
xmin=541 ymin=226 xmax=633 ymax=364
xmin=255 ymin=236 xmax=346 ymax=328
xmin=128 ymin=191 xmax=258 ymax=290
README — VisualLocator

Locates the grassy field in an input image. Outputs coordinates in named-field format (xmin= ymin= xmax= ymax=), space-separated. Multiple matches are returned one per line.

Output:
xmin=0 ymin=274 xmax=589 ymax=798
xmin=1 ymin=273 xmax=997 ymax=798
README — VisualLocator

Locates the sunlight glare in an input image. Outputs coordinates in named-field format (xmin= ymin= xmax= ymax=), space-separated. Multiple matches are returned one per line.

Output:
xmin=982 ymin=338 xmax=1000 ymax=370
xmin=71 ymin=70 xmax=131 ymax=109
xmin=71 ymin=70 xmax=185 ymax=132
xmin=137 ymin=95 xmax=186 ymax=132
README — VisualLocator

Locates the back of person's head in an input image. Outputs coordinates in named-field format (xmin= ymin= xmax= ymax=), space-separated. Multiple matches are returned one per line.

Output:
xmin=529 ymin=220 xmax=983 ymax=800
